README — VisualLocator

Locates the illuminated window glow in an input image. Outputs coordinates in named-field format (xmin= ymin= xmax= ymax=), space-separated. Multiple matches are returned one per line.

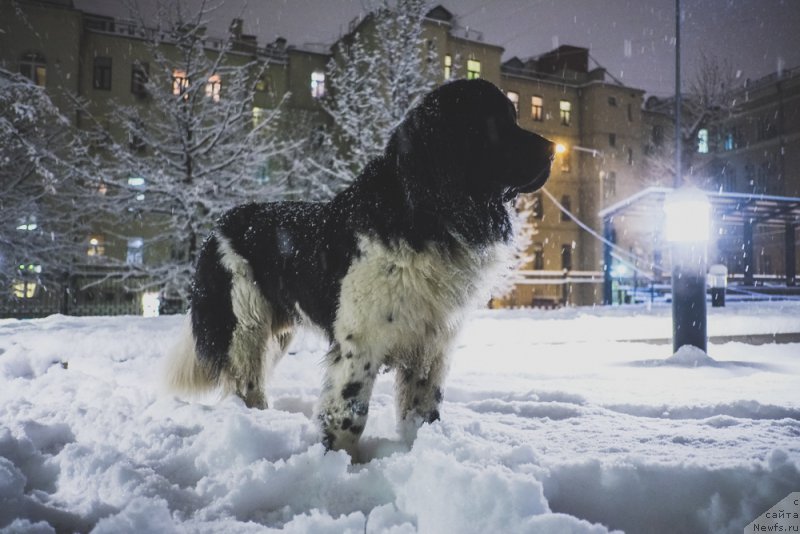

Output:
xmin=13 ymin=280 xmax=38 ymax=299
xmin=506 ymin=91 xmax=519 ymax=117
xmin=205 ymin=74 xmax=221 ymax=102
xmin=87 ymin=235 xmax=105 ymax=257
xmin=172 ymin=69 xmax=189 ymax=97
xmin=467 ymin=59 xmax=481 ymax=79
xmin=531 ymin=96 xmax=543 ymax=121
xmin=697 ymin=128 xmax=709 ymax=154
xmin=310 ymin=71 xmax=325 ymax=99
xmin=559 ymin=100 xmax=571 ymax=126
xmin=19 ymin=52 xmax=47 ymax=87
xmin=444 ymin=54 xmax=452 ymax=80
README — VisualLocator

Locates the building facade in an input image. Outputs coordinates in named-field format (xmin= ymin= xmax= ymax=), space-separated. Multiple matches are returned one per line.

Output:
xmin=3 ymin=0 xmax=796 ymax=317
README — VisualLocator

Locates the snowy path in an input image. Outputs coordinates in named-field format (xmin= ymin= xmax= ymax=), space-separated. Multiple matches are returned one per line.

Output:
xmin=1 ymin=302 xmax=799 ymax=533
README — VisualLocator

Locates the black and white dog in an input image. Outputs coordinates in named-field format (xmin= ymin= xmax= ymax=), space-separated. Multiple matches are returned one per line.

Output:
xmin=167 ymin=79 xmax=554 ymax=458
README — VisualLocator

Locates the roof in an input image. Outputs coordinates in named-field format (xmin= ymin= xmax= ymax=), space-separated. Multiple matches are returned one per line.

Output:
xmin=599 ymin=187 xmax=800 ymax=227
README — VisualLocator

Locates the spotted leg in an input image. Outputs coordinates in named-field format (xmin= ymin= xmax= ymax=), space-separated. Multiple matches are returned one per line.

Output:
xmin=395 ymin=353 xmax=448 ymax=443
xmin=316 ymin=344 xmax=378 ymax=460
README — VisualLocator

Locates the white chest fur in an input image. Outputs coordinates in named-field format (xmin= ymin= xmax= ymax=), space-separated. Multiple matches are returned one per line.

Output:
xmin=333 ymin=234 xmax=511 ymax=370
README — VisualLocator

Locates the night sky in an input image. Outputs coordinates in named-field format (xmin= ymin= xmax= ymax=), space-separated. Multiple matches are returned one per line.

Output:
xmin=76 ymin=0 xmax=800 ymax=96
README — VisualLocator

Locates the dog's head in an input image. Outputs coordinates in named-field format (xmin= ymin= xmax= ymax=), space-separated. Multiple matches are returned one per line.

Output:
xmin=387 ymin=79 xmax=554 ymax=202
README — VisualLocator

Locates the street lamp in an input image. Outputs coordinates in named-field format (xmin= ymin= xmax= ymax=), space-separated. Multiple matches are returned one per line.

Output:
xmin=664 ymin=187 xmax=710 ymax=353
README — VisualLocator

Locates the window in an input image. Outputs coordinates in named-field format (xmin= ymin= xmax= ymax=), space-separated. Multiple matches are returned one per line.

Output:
xmin=310 ymin=71 xmax=325 ymax=99
xmin=603 ymin=171 xmax=617 ymax=199
xmin=205 ymin=74 xmax=221 ymax=102
xmin=531 ymin=193 xmax=543 ymax=219
xmin=559 ymin=100 xmax=571 ymax=126
xmin=16 ymin=216 xmax=38 ymax=231
xmin=608 ymin=96 xmax=617 ymax=107
xmin=608 ymin=133 xmax=616 ymax=147
xmin=127 ymin=238 xmax=144 ymax=265
xmin=93 ymin=56 xmax=112 ymax=90
xmin=467 ymin=59 xmax=481 ymax=80
xmin=87 ymin=235 xmax=105 ymax=257
xmin=506 ymin=91 xmax=519 ymax=117
xmin=252 ymin=106 xmax=264 ymax=128
xmin=255 ymin=76 xmax=269 ymax=92
xmin=532 ymin=242 xmax=544 ymax=270
xmin=560 ymin=195 xmax=572 ymax=222
xmin=697 ymin=128 xmax=709 ymax=154
xmin=627 ymin=148 xmax=634 ymax=165
xmin=652 ymin=125 xmax=664 ymax=146
xmin=531 ymin=96 xmax=543 ymax=121
xmin=444 ymin=54 xmax=452 ymax=80
xmin=19 ymin=52 xmax=46 ymax=87
xmin=561 ymin=244 xmax=573 ymax=271
xmin=128 ymin=176 xmax=145 ymax=201
xmin=627 ymin=103 xmax=633 ymax=122
xmin=172 ymin=69 xmax=189 ymax=98
xmin=131 ymin=62 xmax=149 ymax=96
xmin=13 ymin=280 xmax=38 ymax=299
xmin=723 ymin=132 xmax=734 ymax=151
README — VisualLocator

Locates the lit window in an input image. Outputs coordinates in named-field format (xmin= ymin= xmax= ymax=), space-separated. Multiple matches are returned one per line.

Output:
xmin=205 ymin=74 xmax=221 ymax=102
xmin=252 ymin=106 xmax=264 ymax=128
xmin=19 ymin=52 xmax=46 ymax=87
xmin=311 ymin=71 xmax=325 ymax=99
xmin=444 ymin=54 xmax=452 ymax=80
xmin=16 ymin=216 xmax=38 ymax=231
xmin=697 ymin=128 xmax=709 ymax=154
xmin=467 ymin=59 xmax=481 ymax=79
xmin=255 ymin=76 xmax=269 ymax=92
xmin=87 ymin=235 xmax=105 ymax=257
xmin=128 ymin=176 xmax=145 ymax=201
xmin=559 ymin=100 xmax=571 ymax=126
xmin=93 ymin=56 xmax=112 ymax=90
xmin=127 ymin=237 xmax=144 ymax=265
xmin=531 ymin=96 xmax=543 ymax=121
xmin=172 ymin=69 xmax=189 ymax=97
xmin=13 ymin=280 xmax=38 ymax=299
xmin=506 ymin=91 xmax=519 ymax=117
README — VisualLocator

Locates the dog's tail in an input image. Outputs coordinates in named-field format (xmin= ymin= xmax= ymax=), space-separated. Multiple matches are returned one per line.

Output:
xmin=163 ymin=315 xmax=216 ymax=396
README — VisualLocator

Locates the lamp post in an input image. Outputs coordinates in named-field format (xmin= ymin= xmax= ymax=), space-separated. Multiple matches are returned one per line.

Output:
xmin=664 ymin=187 xmax=710 ymax=353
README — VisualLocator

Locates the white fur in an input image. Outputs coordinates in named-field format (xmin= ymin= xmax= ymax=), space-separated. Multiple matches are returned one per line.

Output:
xmin=163 ymin=316 xmax=213 ymax=395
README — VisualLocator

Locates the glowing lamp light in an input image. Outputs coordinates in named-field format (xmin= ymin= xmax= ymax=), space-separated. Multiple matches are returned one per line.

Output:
xmin=555 ymin=143 xmax=567 ymax=154
xmin=663 ymin=187 xmax=711 ymax=243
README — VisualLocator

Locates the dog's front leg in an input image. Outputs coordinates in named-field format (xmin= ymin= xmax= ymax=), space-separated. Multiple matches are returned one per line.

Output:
xmin=316 ymin=344 xmax=378 ymax=460
xmin=395 ymin=354 xmax=448 ymax=443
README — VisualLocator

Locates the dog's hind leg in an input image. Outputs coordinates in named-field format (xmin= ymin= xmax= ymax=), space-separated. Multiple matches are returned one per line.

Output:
xmin=214 ymin=236 xmax=276 ymax=409
xmin=316 ymin=344 xmax=379 ymax=460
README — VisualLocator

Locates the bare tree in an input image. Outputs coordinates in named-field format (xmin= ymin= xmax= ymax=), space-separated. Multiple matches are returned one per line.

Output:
xmin=86 ymin=0 xmax=295 ymax=307
xmin=0 ymin=69 xmax=97 ymax=298
xmin=642 ymin=53 xmax=738 ymax=188
xmin=311 ymin=0 xmax=438 ymax=189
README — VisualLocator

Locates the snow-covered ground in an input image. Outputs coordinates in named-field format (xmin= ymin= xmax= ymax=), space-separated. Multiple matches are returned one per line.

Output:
xmin=1 ymin=302 xmax=799 ymax=533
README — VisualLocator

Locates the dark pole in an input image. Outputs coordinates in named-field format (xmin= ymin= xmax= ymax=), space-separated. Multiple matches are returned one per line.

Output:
xmin=603 ymin=219 xmax=614 ymax=305
xmin=785 ymin=223 xmax=796 ymax=287
xmin=744 ymin=220 xmax=755 ymax=286
xmin=674 ymin=0 xmax=681 ymax=188
xmin=669 ymin=0 xmax=707 ymax=354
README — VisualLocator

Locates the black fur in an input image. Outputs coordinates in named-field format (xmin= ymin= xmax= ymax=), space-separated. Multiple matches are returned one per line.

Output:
xmin=186 ymin=79 xmax=554 ymax=449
